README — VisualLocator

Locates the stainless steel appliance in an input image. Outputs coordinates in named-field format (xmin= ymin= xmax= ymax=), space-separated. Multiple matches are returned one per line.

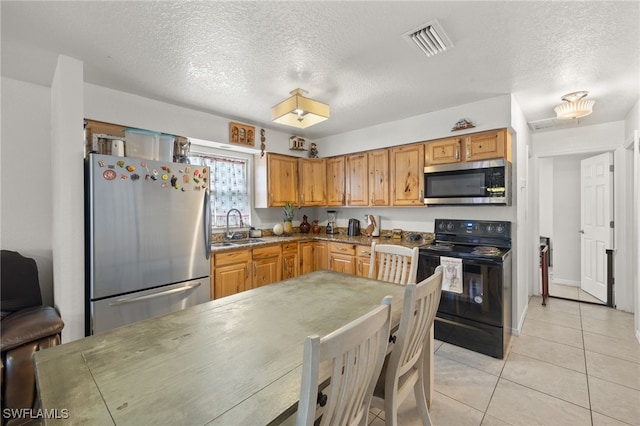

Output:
xmin=347 ymin=218 xmax=360 ymax=236
xmin=86 ymin=153 xmax=211 ymax=335
xmin=423 ymin=159 xmax=512 ymax=206
xmin=326 ymin=210 xmax=337 ymax=234
xmin=417 ymin=219 xmax=512 ymax=358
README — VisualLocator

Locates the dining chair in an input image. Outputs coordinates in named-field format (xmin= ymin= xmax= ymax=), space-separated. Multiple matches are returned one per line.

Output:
xmin=296 ymin=296 xmax=393 ymax=426
xmin=371 ymin=265 xmax=443 ymax=426
xmin=368 ymin=242 xmax=419 ymax=285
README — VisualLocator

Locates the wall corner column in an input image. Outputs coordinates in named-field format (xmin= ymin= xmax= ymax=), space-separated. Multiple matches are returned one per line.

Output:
xmin=51 ymin=55 xmax=84 ymax=342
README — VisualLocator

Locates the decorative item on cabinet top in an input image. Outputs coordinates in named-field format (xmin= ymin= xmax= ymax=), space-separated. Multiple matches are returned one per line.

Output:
xmin=308 ymin=142 xmax=318 ymax=158
xmin=230 ymin=122 xmax=255 ymax=146
xmin=451 ymin=118 xmax=475 ymax=132
xmin=289 ymin=136 xmax=306 ymax=151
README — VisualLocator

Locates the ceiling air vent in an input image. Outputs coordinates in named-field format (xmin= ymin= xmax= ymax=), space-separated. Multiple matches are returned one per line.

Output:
xmin=403 ymin=19 xmax=453 ymax=57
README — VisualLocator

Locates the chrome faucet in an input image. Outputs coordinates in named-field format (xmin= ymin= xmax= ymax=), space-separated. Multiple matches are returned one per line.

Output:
xmin=226 ymin=208 xmax=244 ymax=239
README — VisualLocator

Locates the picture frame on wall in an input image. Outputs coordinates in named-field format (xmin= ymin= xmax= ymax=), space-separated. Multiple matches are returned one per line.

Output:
xmin=230 ymin=122 xmax=255 ymax=146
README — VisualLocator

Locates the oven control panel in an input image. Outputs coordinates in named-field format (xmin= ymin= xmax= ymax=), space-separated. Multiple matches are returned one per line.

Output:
xmin=435 ymin=219 xmax=511 ymax=239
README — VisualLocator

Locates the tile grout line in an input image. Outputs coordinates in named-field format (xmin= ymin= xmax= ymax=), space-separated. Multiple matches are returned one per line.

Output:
xmin=579 ymin=302 xmax=595 ymax=426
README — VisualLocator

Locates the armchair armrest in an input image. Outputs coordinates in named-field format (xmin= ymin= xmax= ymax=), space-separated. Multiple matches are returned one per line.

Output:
xmin=1 ymin=307 xmax=64 ymax=352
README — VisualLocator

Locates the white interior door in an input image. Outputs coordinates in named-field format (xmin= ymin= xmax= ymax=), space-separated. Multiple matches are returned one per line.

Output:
xmin=580 ymin=152 xmax=613 ymax=302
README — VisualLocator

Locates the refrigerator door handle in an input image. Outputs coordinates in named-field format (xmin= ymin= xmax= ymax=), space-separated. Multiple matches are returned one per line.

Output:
xmin=109 ymin=282 xmax=202 ymax=306
xmin=204 ymin=189 xmax=211 ymax=260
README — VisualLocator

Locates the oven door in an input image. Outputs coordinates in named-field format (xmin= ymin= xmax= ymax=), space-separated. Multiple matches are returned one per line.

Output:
xmin=417 ymin=252 xmax=504 ymax=327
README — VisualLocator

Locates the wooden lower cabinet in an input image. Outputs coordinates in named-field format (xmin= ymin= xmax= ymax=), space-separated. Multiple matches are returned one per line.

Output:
xmin=212 ymin=249 xmax=251 ymax=299
xmin=300 ymin=241 xmax=329 ymax=273
xmin=282 ymin=242 xmax=299 ymax=280
xmin=356 ymin=245 xmax=373 ymax=278
xmin=329 ymin=242 xmax=357 ymax=274
xmin=252 ymin=245 xmax=282 ymax=288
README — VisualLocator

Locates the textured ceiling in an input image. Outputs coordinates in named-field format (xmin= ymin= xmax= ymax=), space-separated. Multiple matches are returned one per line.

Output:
xmin=2 ymin=1 xmax=639 ymax=139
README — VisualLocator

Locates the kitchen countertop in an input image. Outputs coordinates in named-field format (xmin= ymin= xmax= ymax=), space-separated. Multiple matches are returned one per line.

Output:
xmin=211 ymin=232 xmax=434 ymax=252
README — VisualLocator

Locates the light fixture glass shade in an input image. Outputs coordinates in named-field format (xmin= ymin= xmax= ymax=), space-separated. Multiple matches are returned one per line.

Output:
xmin=554 ymin=99 xmax=595 ymax=119
xmin=554 ymin=91 xmax=595 ymax=119
xmin=271 ymin=89 xmax=330 ymax=129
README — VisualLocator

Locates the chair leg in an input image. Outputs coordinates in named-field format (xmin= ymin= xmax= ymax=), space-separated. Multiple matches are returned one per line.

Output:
xmin=384 ymin=383 xmax=399 ymax=426
xmin=414 ymin=370 xmax=433 ymax=426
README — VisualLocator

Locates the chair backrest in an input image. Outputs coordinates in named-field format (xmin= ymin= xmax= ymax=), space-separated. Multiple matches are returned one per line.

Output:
xmin=388 ymin=266 xmax=442 ymax=385
xmin=368 ymin=242 xmax=419 ymax=285
xmin=1 ymin=250 xmax=42 ymax=314
xmin=296 ymin=296 xmax=393 ymax=426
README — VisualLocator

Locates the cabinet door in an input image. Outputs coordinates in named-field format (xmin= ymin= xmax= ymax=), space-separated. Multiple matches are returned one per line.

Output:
xmin=326 ymin=156 xmax=346 ymax=206
xmin=299 ymin=241 xmax=315 ymax=275
xmin=356 ymin=246 xmax=373 ymax=278
xmin=268 ymin=154 xmax=298 ymax=207
xmin=390 ymin=144 xmax=424 ymax=206
xmin=252 ymin=246 xmax=282 ymax=287
xmin=368 ymin=149 xmax=389 ymax=206
xmin=330 ymin=254 xmax=356 ymax=274
xmin=214 ymin=262 xmax=249 ymax=299
xmin=298 ymin=158 xmax=326 ymax=206
xmin=314 ymin=242 xmax=329 ymax=271
xmin=253 ymin=258 xmax=280 ymax=287
xmin=464 ymin=130 xmax=507 ymax=162
xmin=282 ymin=252 xmax=298 ymax=280
xmin=346 ymin=153 xmax=369 ymax=206
xmin=425 ymin=137 xmax=462 ymax=165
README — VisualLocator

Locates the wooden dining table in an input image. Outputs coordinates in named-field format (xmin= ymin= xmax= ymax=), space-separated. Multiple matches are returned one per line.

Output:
xmin=34 ymin=270 xmax=435 ymax=425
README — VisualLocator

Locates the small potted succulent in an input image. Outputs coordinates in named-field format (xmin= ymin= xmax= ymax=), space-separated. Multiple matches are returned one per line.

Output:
xmin=283 ymin=202 xmax=295 ymax=234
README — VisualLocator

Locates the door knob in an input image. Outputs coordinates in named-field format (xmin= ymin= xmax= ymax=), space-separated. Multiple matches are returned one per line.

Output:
xmin=579 ymin=230 xmax=585 ymax=234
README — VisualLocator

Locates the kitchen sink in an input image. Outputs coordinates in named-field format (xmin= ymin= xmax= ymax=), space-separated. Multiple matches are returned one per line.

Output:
xmin=211 ymin=242 xmax=236 ymax=247
xmin=212 ymin=239 xmax=266 ymax=248
xmin=229 ymin=239 xmax=265 ymax=245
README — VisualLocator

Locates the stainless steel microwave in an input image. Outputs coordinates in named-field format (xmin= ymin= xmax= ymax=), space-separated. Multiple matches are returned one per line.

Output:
xmin=424 ymin=159 xmax=511 ymax=206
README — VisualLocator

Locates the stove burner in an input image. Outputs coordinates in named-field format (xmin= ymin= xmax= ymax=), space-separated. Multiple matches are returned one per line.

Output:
xmin=472 ymin=246 xmax=501 ymax=256
xmin=427 ymin=243 xmax=454 ymax=251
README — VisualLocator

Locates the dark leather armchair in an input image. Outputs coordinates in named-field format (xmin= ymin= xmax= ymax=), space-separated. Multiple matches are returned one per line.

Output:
xmin=1 ymin=250 xmax=64 ymax=425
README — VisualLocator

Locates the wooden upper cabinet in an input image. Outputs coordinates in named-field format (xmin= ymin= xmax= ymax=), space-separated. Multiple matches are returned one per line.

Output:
xmin=298 ymin=158 xmax=326 ymax=206
xmin=464 ymin=129 xmax=510 ymax=162
xmin=255 ymin=153 xmax=298 ymax=208
xmin=368 ymin=149 xmax=389 ymax=206
xmin=425 ymin=137 xmax=463 ymax=166
xmin=326 ymin=156 xmax=346 ymax=206
xmin=346 ymin=153 xmax=369 ymax=206
xmin=390 ymin=144 xmax=424 ymax=206
xmin=425 ymin=129 xmax=511 ymax=166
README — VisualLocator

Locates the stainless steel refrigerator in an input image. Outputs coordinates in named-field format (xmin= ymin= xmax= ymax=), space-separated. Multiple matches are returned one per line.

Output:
xmin=86 ymin=153 xmax=211 ymax=335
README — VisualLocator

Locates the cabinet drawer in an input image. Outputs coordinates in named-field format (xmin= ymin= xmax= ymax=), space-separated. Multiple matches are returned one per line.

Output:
xmin=330 ymin=243 xmax=356 ymax=256
xmin=356 ymin=245 xmax=373 ymax=258
xmin=214 ymin=249 xmax=251 ymax=266
xmin=282 ymin=242 xmax=298 ymax=254
xmin=252 ymin=245 xmax=281 ymax=259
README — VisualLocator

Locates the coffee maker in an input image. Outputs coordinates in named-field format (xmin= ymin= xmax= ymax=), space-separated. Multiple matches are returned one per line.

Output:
xmin=326 ymin=210 xmax=337 ymax=234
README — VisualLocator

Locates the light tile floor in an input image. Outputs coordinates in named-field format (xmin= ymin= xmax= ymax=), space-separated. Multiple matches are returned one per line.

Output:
xmin=368 ymin=295 xmax=640 ymax=426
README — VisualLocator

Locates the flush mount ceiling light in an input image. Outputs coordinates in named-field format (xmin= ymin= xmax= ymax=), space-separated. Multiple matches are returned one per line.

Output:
xmin=554 ymin=91 xmax=595 ymax=119
xmin=271 ymin=88 xmax=330 ymax=129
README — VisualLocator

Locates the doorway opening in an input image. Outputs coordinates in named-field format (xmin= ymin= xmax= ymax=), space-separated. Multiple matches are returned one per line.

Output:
xmin=538 ymin=152 xmax=612 ymax=305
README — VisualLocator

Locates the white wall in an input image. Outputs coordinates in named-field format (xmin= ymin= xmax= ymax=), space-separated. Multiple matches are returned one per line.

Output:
xmin=0 ymin=78 xmax=54 ymax=306
xmin=538 ymin=159 xmax=554 ymax=239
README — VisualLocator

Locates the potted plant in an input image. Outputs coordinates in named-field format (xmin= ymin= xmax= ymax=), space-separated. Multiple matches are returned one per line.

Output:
xmin=283 ymin=202 xmax=295 ymax=234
